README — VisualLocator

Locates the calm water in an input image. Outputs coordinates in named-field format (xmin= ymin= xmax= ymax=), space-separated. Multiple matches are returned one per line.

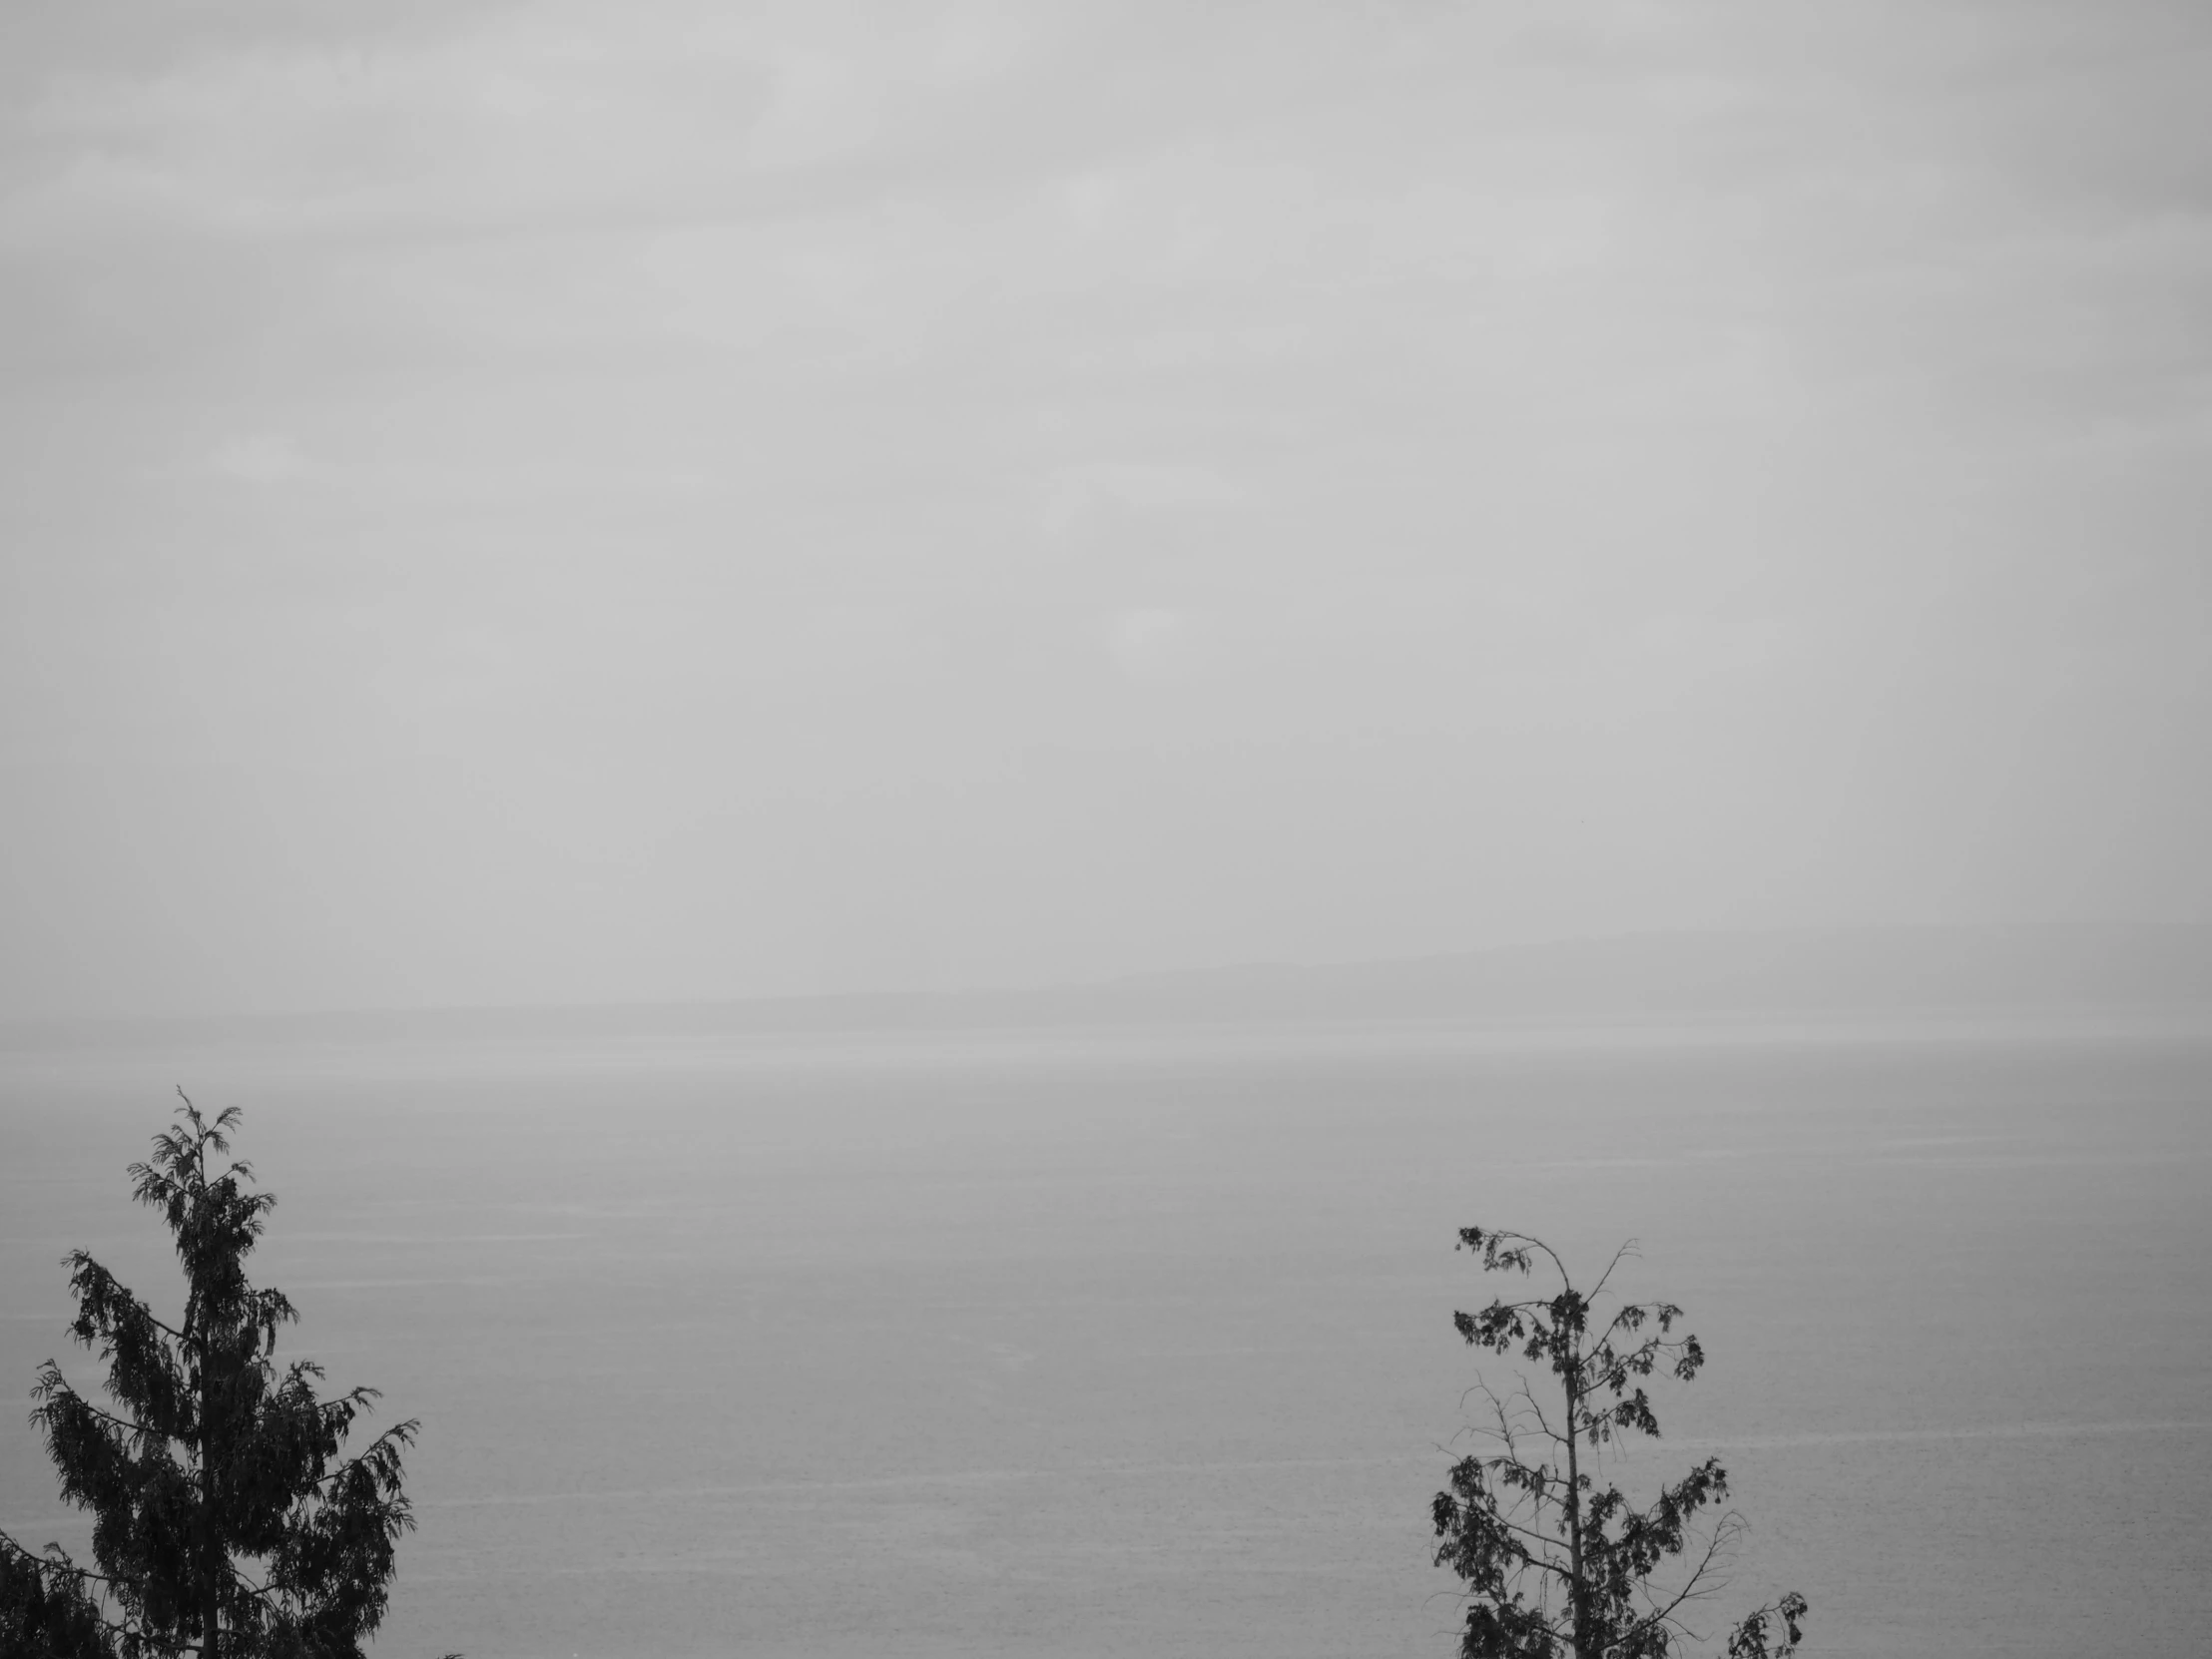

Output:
xmin=2 ymin=1023 xmax=2207 ymax=1657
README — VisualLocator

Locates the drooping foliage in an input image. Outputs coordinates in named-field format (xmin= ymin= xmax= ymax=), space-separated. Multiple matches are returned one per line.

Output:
xmin=0 ymin=1094 xmax=437 ymax=1659
xmin=0 ymin=1540 xmax=115 ymax=1659
xmin=1431 ymin=1227 xmax=1807 ymax=1659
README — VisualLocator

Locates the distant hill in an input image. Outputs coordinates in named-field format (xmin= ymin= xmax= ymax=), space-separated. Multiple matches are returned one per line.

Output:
xmin=1021 ymin=922 xmax=2212 ymax=1027
xmin=9 ymin=924 xmax=2212 ymax=1053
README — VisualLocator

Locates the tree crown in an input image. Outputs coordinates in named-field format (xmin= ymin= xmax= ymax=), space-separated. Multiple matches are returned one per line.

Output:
xmin=1 ymin=1094 xmax=437 ymax=1659
xmin=1432 ymin=1226 xmax=1805 ymax=1659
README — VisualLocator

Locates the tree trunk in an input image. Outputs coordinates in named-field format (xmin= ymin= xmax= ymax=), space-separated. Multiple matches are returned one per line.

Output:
xmin=1565 ymin=1371 xmax=1586 ymax=1659
xmin=201 ymin=1324 xmax=221 ymax=1659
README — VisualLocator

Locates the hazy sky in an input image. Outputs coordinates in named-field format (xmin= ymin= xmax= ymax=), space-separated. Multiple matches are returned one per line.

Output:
xmin=3 ymin=0 xmax=2208 ymax=1019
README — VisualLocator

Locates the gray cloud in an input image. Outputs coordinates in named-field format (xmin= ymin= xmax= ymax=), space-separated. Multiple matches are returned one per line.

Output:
xmin=3 ymin=0 xmax=2208 ymax=1016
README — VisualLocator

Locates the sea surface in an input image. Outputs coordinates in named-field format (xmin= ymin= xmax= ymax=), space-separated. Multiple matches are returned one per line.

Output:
xmin=2 ymin=1020 xmax=2207 ymax=1658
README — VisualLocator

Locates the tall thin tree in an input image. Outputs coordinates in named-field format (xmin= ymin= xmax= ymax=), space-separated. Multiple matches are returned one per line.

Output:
xmin=1431 ymin=1226 xmax=1807 ymax=1659
xmin=0 ymin=1094 xmax=441 ymax=1659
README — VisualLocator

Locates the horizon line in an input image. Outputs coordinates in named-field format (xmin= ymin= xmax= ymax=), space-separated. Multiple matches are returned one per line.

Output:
xmin=8 ymin=917 xmax=2211 ymax=1038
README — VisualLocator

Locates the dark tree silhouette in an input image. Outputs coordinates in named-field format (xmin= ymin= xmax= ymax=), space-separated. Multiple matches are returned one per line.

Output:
xmin=0 ymin=1095 xmax=443 ymax=1659
xmin=1431 ymin=1227 xmax=1807 ymax=1659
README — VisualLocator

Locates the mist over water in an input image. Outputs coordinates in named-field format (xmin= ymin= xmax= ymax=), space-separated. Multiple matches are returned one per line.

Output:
xmin=5 ymin=1023 xmax=2206 ymax=1658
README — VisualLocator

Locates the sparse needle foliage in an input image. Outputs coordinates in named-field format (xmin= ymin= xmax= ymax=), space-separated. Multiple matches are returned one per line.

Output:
xmin=0 ymin=1094 xmax=444 ymax=1659
xmin=1431 ymin=1227 xmax=1807 ymax=1659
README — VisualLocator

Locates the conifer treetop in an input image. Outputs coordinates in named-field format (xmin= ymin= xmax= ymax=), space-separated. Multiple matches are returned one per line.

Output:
xmin=0 ymin=1093 xmax=451 ymax=1659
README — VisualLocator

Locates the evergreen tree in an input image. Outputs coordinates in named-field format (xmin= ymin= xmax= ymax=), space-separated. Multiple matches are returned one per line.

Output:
xmin=1431 ymin=1227 xmax=1807 ymax=1659
xmin=0 ymin=1095 xmax=441 ymax=1659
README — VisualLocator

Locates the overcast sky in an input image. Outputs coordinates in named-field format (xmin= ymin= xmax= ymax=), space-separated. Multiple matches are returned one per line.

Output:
xmin=3 ymin=0 xmax=2208 ymax=1019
